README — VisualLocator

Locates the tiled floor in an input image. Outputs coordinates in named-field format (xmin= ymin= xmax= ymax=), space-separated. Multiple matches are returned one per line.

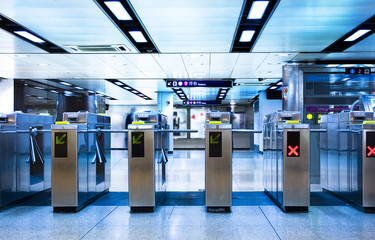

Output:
xmin=1 ymin=150 xmax=374 ymax=240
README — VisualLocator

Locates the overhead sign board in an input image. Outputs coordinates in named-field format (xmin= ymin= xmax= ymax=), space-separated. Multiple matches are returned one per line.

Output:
xmin=166 ymin=80 xmax=232 ymax=88
xmin=183 ymin=100 xmax=221 ymax=106
xmin=345 ymin=67 xmax=371 ymax=75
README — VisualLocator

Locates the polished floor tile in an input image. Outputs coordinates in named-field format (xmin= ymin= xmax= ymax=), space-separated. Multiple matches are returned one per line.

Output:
xmin=1 ymin=150 xmax=375 ymax=240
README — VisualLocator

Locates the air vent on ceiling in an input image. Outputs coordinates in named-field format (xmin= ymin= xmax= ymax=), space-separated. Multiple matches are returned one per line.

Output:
xmin=65 ymin=45 xmax=130 ymax=53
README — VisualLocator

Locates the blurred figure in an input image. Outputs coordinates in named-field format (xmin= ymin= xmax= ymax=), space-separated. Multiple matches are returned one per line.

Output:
xmin=173 ymin=111 xmax=180 ymax=136
xmin=124 ymin=107 xmax=136 ymax=149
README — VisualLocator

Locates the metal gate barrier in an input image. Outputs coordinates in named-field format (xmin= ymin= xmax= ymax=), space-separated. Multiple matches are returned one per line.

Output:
xmin=0 ymin=113 xmax=52 ymax=210
xmin=51 ymin=112 xmax=111 ymax=212
xmin=263 ymin=111 xmax=310 ymax=212
xmin=320 ymin=95 xmax=375 ymax=212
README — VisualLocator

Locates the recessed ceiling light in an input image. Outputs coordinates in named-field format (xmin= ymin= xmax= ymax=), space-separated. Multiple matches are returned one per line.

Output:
xmin=34 ymin=86 xmax=44 ymax=90
xmin=14 ymin=31 xmax=45 ymax=43
xmin=248 ymin=1 xmax=269 ymax=19
xmin=176 ymin=90 xmax=182 ymax=93
xmin=131 ymin=90 xmax=138 ymax=93
xmin=124 ymin=86 xmax=131 ymax=90
xmin=129 ymin=31 xmax=147 ymax=43
xmin=104 ymin=1 xmax=132 ymax=21
xmin=74 ymin=86 xmax=84 ymax=90
xmin=114 ymin=81 xmax=124 ymax=86
xmin=239 ymin=31 xmax=253 ymax=43
xmin=270 ymin=86 xmax=277 ymax=90
xmin=87 ymin=90 xmax=95 ymax=94
xmin=59 ymin=81 xmax=72 ymax=86
xmin=97 ymin=91 xmax=105 ymax=95
xmin=277 ymin=82 xmax=282 ymax=86
xmin=64 ymin=91 xmax=72 ymax=95
xmin=344 ymin=29 xmax=371 ymax=42
xmin=49 ymin=90 xmax=58 ymax=93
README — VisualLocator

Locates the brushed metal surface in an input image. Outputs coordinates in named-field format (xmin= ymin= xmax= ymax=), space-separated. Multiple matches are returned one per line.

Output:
xmin=283 ymin=127 xmax=310 ymax=207
xmin=51 ymin=125 xmax=78 ymax=207
xmin=362 ymin=127 xmax=375 ymax=207
xmin=205 ymin=124 xmax=232 ymax=207
xmin=128 ymin=127 xmax=156 ymax=207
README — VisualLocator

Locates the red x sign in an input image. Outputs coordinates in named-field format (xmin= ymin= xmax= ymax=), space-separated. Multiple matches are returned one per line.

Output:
xmin=288 ymin=145 xmax=299 ymax=157
xmin=367 ymin=146 xmax=375 ymax=157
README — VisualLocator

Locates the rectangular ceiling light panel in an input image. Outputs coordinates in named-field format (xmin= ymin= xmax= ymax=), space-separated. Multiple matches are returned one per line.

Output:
xmin=129 ymin=31 xmax=148 ymax=43
xmin=104 ymin=1 xmax=132 ymax=20
xmin=239 ymin=30 xmax=255 ymax=42
xmin=248 ymin=1 xmax=269 ymax=19
xmin=14 ymin=31 xmax=45 ymax=43
xmin=344 ymin=29 xmax=371 ymax=42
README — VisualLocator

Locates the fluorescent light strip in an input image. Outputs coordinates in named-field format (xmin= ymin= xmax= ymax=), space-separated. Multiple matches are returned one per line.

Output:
xmin=129 ymin=31 xmax=147 ymax=43
xmin=49 ymin=90 xmax=58 ymax=93
xmin=239 ymin=30 xmax=255 ymax=42
xmin=114 ymin=81 xmax=124 ymax=86
xmin=14 ymin=31 xmax=45 ymax=43
xmin=104 ymin=1 xmax=132 ymax=20
xmin=270 ymin=86 xmax=277 ymax=90
xmin=74 ymin=86 xmax=84 ymax=90
xmin=344 ymin=29 xmax=371 ymax=42
xmin=248 ymin=1 xmax=269 ymax=19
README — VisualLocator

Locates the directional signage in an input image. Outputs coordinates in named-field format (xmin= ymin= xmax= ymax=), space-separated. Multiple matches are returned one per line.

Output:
xmin=345 ymin=67 xmax=371 ymax=75
xmin=366 ymin=132 xmax=375 ymax=158
xmin=55 ymin=132 xmax=67 ymax=158
xmin=166 ymin=80 xmax=232 ymax=88
xmin=287 ymin=132 xmax=300 ymax=157
xmin=183 ymin=100 xmax=221 ymax=106
xmin=131 ymin=132 xmax=144 ymax=158
xmin=209 ymin=132 xmax=222 ymax=157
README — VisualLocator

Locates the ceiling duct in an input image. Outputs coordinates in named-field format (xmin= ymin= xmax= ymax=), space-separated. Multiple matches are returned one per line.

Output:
xmin=65 ymin=45 xmax=130 ymax=53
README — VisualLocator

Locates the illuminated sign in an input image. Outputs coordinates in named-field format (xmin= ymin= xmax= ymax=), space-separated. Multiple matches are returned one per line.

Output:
xmin=55 ymin=132 xmax=68 ymax=158
xmin=287 ymin=132 xmax=300 ymax=157
xmin=345 ymin=67 xmax=371 ymax=75
xmin=183 ymin=100 xmax=221 ymax=106
xmin=166 ymin=80 xmax=232 ymax=88
xmin=366 ymin=132 xmax=375 ymax=158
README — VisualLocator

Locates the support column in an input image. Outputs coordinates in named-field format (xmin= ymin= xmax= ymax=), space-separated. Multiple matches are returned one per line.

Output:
xmin=1 ymin=79 xmax=14 ymax=113
xmin=282 ymin=64 xmax=304 ymax=112
xmin=157 ymin=92 xmax=174 ymax=153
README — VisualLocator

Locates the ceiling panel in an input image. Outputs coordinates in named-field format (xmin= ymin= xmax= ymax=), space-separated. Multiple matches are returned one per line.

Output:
xmin=0 ymin=0 xmax=137 ymax=53
xmin=345 ymin=34 xmax=375 ymax=52
xmin=181 ymin=54 xmax=210 ymax=78
xmin=0 ymin=29 xmax=47 ymax=53
xmin=322 ymin=52 xmax=375 ymax=61
xmin=152 ymin=54 xmax=188 ymax=78
xmin=183 ymin=87 xmax=221 ymax=101
xmin=209 ymin=53 xmax=239 ymax=78
xmin=253 ymin=0 xmax=375 ymax=52
xmin=226 ymin=85 xmax=268 ymax=103
xmin=130 ymin=0 xmax=243 ymax=52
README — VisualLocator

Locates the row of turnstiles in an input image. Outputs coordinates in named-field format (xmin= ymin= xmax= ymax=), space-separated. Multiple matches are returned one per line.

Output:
xmin=1 ymin=94 xmax=375 ymax=213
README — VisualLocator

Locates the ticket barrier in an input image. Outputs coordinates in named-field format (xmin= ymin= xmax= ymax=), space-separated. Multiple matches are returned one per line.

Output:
xmin=51 ymin=112 xmax=111 ymax=212
xmin=320 ymin=95 xmax=375 ymax=212
xmin=205 ymin=112 xmax=232 ymax=212
xmin=263 ymin=111 xmax=310 ymax=212
xmin=128 ymin=112 xmax=168 ymax=212
xmin=0 ymin=113 xmax=52 ymax=210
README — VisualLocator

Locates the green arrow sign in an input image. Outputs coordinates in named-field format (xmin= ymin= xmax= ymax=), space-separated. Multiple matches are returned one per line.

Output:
xmin=132 ymin=133 xmax=143 ymax=144
xmin=210 ymin=133 xmax=221 ymax=144
xmin=56 ymin=133 xmax=66 ymax=145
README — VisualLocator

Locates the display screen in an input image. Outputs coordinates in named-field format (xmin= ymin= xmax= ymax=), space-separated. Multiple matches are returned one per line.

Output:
xmin=366 ymin=132 xmax=375 ymax=158
xmin=183 ymin=100 xmax=221 ymax=106
xmin=209 ymin=132 xmax=222 ymax=158
xmin=287 ymin=132 xmax=300 ymax=157
xmin=55 ymin=132 xmax=68 ymax=158
xmin=131 ymin=132 xmax=144 ymax=158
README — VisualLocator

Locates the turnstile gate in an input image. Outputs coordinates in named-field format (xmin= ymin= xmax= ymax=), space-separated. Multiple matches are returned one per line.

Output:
xmin=263 ymin=111 xmax=310 ymax=212
xmin=128 ymin=112 xmax=168 ymax=212
xmin=0 ymin=112 xmax=52 ymax=210
xmin=205 ymin=112 xmax=232 ymax=212
xmin=51 ymin=112 xmax=111 ymax=212
xmin=320 ymin=95 xmax=375 ymax=212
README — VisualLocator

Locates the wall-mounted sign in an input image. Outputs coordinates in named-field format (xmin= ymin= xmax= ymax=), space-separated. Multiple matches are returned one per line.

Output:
xmin=183 ymin=100 xmax=221 ymax=106
xmin=166 ymin=80 xmax=232 ymax=88
xmin=345 ymin=67 xmax=371 ymax=75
